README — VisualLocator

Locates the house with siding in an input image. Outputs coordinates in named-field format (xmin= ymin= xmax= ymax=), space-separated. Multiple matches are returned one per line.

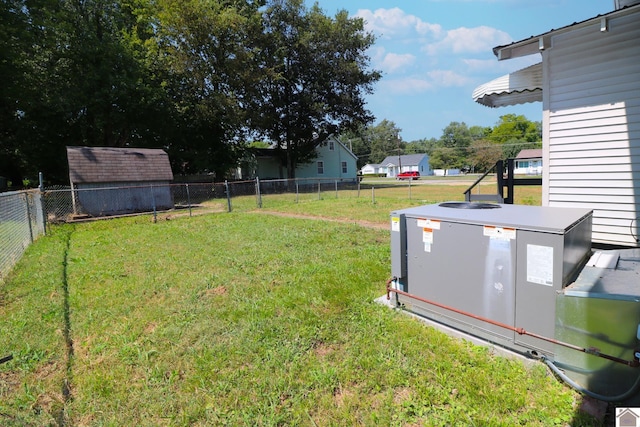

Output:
xmin=252 ymin=135 xmax=358 ymax=181
xmin=360 ymin=163 xmax=384 ymax=176
xmin=66 ymin=146 xmax=174 ymax=217
xmin=473 ymin=1 xmax=640 ymax=247
xmin=378 ymin=154 xmax=432 ymax=178
xmin=514 ymin=149 xmax=543 ymax=175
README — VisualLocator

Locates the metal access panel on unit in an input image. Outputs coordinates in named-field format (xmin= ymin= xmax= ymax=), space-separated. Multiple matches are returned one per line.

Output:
xmin=555 ymin=249 xmax=640 ymax=403
xmin=390 ymin=202 xmax=592 ymax=355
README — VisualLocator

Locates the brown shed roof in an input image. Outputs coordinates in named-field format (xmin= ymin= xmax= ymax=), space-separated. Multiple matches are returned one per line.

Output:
xmin=67 ymin=146 xmax=173 ymax=184
xmin=515 ymin=148 xmax=542 ymax=159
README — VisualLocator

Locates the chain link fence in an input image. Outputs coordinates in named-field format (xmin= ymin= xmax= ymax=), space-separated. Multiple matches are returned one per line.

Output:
xmin=1 ymin=177 xmax=406 ymax=279
xmin=0 ymin=190 xmax=45 ymax=282
xmin=40 ymin=178 xmax=370 ymax=223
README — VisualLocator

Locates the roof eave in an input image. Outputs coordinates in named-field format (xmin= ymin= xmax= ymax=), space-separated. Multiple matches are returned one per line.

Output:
xmin=493 ymin=4 xmax=640 ymax=60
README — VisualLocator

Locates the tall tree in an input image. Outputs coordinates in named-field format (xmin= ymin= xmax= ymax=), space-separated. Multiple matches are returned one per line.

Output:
xmin=488 ymin=114 xmax=541 ymax=160
xmin=405 ymin=138 xmax=437 ymax=155
xmin=366 ymin=119 xmax=403 ymax=164
xmin=251 ymin=0 xmax=380 ymax=178
xmin=488 ymin=114 xmax=540 ymax=144
xmin=0 ymin=0 xmax=34 ymax=185
xmin=153 ymin=0 xmax=263 ymax=177
xmin=1 ymin=0 xmax=175 ymax=184
xmin=430 ymin=121 xmax=473 ymax=170
xmin=468 ymin=139 xmax=502 ymax=172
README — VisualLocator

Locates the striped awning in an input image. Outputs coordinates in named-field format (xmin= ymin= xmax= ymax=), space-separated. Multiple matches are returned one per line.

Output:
xmin=472 ymin=62 xmax=543 ymax=108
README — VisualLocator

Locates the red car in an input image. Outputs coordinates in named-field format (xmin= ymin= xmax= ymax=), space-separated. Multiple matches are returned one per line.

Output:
xmin=397 ymin=171 xmax=420 ymax=180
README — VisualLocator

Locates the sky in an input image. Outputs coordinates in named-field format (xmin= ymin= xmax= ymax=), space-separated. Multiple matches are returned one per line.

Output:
xmin=305 ymin=0 xmax=614 ymax=142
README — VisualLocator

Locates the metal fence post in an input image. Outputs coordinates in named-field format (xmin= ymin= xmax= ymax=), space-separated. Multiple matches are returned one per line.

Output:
xmin=371 ymin=186 xmax=376 ymax=204
xmin=150 ymin=184 xmax=157 ymax=223
xmin=357 ymin=179 xmax=360 ymax=198
xmin=335 ymin=180 xmax=338 ymax=198
xmin=256 ymin=177 xmax=262 ymax=208
xmin=295 ymin=179 xmax=299 ymax=203
xmin=39 ymin=173 xmax=48 ymax=234
xmin=225 ymin=180 xmax=232 ymax=212
xmin=408 ymin=179 xmax=412 ymax=200
xmin=185 ymin=183 xmax=192 ymax=217
xmin=317 ymin=181 xmax=321 ymax=200
xmin=24 ymin=192 xmax=34 ymax=243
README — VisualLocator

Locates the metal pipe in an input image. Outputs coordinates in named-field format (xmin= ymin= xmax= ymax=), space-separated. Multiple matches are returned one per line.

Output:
xmin=542 ymin=355 xmax=640 ymax=402
xmin=385 ymin=280 xmax=640 ymax=368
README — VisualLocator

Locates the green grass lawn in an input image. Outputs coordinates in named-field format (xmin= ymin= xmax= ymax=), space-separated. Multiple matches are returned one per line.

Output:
xmin=0 ymin=186 xmax=602 ymax=426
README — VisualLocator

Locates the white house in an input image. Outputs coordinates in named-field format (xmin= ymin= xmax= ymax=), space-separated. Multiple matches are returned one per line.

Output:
xmin=377 ymin=154 xmax=431 ymax=178
xmin=252 ymin=135 xmax=358 ymax=181
xmin=360 ymin=163 xmax=384 ymax=175
xmin=514 ymin=149 xmax=543 ymax=175
xmin=473 ymin=1 xmax=640 ymax=247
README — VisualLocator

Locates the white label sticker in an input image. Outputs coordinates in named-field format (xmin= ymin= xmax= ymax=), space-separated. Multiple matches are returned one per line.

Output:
xmin=527 ymin=244 xmax=554 ymax=286
xmin=417 ymin=218 xmax=441 ymax=229
xmin=391 ymin=217 xmax=400 ymax=232
xmin=483 ymin=225 xmax=516 ymax=240
xmin=422 ymin=228 xmax=433 ymax=244
xmin=424 ymin=243 xmax=431 ymax=253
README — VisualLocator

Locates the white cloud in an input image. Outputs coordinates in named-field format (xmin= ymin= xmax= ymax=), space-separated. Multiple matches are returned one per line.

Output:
xmin=424 ymin=26 xmax=512 ymax=55
xmin=463 ymin=58 xmax=500 ymax=72
xmin=380 ymin=53 xmax=416 ymax=74
xmin=463 ymin=55 xmax=542 ymax=75
xmin=382 ymin=77 xmax=433 ymax=94
xmin=381 ymin=69 xmax=471 ymax=95
xmin=427 ymin=70 xmax=472 ymax=87
xmin=354 ymin=8 xmax=442 ymax=40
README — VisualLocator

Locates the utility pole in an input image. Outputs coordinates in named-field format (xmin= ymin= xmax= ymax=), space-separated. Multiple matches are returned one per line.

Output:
xmin=397 ymin=135 xmax=402 ymax=174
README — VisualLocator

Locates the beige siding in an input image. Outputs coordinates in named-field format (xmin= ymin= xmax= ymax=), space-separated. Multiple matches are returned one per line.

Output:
xmin=546 ymin=11 xmax=640 ymax=246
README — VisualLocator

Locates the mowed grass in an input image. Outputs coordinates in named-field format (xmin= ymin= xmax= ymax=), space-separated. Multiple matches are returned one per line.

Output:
xmin=0 ymin=184 xmax=601 ymax=426
xmin=230 ymin=180 xmax=542 ymax=225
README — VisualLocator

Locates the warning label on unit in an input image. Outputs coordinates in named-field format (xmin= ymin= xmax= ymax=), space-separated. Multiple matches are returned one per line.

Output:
xmin=483 ymin=225 xmax=516 ymax=240
xmin=422 ymin=227 xmax=433 ymax=244
xmin=527 ymin=244 xmax=554 ymax=286
xmin=417 ymin=218 xmax=441 ymax=229
xmin=391 ymin=217 xmax=400 ymax=232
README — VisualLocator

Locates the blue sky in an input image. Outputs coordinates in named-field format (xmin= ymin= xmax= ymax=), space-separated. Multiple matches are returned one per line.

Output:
xmin=307 ymin=0 xmax=613 ymax=142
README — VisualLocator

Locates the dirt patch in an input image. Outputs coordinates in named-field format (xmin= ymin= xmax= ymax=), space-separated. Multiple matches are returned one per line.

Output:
xmin=333 ymin=384 xmax=355 ymax=407
xmin=0 ymin=361 xmax=64 ymax=421
xmin=201 ymin=286 xmax=227 ymax=298
xmin=393 ymin=387 xmax=412 ymax=404
xmin=144 ymin=322 xmax=158 ymax=334
xmin=0 ymin=370 xmax=21 ymax=397
xmin=250 ymin=210 xmax=388 ymax=230
xmin=312 ymin=341 xmax=337 ymax=358
xmin=161 ymin=206 xmax=226 ymax=221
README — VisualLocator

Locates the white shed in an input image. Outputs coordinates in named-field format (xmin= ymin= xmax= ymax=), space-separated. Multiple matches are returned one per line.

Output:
xmin=473 ymin=2 xmax=640 ymax=247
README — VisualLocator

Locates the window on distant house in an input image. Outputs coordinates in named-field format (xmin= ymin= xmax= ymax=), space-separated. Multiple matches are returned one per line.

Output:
xmin=317 ymin=161 xmax=324 ymax=174
xmin=342 ymin=161 xmax=347 ymax=174
xmin=329 ymin=140 xmax=335 ymax=151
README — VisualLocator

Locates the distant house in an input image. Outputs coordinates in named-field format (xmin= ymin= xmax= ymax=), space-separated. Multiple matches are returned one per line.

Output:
xmin=473 ymin=2 xmax=640 ymax=247
xmin=360 ymin=163 xmax=384 ymax=175
xmin=66 ymin=146 xmax=174 ymax=217
xmin=514 ymin=149 xmax=542 ymax=175
xmin=251 ymin=135 xmax=358 ymax=181
xmin=378 ymin=154 xmax=431 ymax=178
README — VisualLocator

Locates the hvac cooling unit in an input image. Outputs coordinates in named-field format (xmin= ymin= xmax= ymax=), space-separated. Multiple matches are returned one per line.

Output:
xmin=390 ymin=202 xmax=592 ymax=355
xmin=390 ymin=202 xmax=640 ymax=401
